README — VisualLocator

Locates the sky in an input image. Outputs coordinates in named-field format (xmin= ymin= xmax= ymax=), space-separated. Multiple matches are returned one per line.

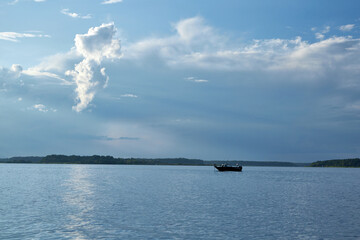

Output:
xmin=1 ymin=0 xmax=360 ymax=162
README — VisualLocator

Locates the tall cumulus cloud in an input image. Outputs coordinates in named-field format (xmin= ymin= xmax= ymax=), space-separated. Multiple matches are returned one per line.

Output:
xmin=66 ymin=23 xmax=121 ymax=112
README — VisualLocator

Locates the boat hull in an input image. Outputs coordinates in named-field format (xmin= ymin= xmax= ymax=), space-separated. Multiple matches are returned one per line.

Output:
xmin=214 ymin=165 xmax=242 ymax=172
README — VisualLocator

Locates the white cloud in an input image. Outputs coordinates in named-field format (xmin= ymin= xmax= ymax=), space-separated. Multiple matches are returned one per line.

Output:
xmin=175 ymin=17 xmax=214 ymax=42
xmin=10 ymin=64 xmax=23 ymax=77
xmin=185 ymin=77 xmax=208 ymax=83
xmin=66 ymin=23 xmax=121 ymax=112
xmin=339 ymin=24 xmax=355 ymax=31
xmin=8 ymin=0 xmax=19 ymax=5
xmin=95 ymin=135 xmax=140 ymax=141
xmin=276 ymin=36 xmax=360 ymax=75
xmin=23 ymin=68 xmax=73 ymax=85
xmin=0 ymin=64 xmax=23 ymax=92
xmin=123 ymin=16 xmax=224 ymax=61
xmin=121 ymin=17 xmax=360 ymax=85
xmin=0 ymin=32 xmax=50 ymax=42
xmin=61 ymin=9 xmax=91 ymax=19
xmin=21 ymin=50 xmax=80 ymax=85
xmin=74 ymin=23 xmax=121 ymax=63
xmin=121 ymin=94 xmax=138 ymax=98
xmin=313 ymin=26 xmax=330 ymax=40
xmin=315 ymin=33 xmax=325 ymax=40
xmin=175 ymin=36 xmax=360 ymax=83
xmin=9 ymin=23 xmax=121 ymax=112
xmin=66 ymin=59 xmax=109 ymax=112
xmin=31 ymin=104 xmax=57 ymax=113
xmin=33 ymin=104 xmax=47 ymax=112
xmin=9 ymin=0 xmax=45 ymax=4
xmin=101 ymin=0 xmax=123 ymax=4
xmin=17 ymin=17 xmax=360 ymax=114
xmin=0 ymin=64 xmax=22 ymax=80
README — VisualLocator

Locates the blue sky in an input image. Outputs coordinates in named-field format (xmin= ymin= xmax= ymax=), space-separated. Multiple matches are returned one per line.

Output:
xmin=1 ymin=0 xmax=360 ymax=162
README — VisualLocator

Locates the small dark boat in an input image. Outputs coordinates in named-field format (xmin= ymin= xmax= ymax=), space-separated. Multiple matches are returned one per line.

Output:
xmin=214 ymin=164 xmax=242 ymax=172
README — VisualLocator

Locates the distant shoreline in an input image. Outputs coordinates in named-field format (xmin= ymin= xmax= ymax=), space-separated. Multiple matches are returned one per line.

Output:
xmin=310 ymin=158 xmax=360 ymax=168
xmin=0 ymin=155 xmax=310 ymax=167
xmin=1 ymin=155 xmax=359 ymax=168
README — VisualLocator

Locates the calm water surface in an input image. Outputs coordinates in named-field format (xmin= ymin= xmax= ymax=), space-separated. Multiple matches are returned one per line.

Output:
xmin=0 ymin=164 xmax=359 ymax=239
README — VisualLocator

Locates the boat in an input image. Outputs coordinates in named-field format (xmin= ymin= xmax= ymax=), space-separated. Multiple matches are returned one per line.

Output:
xmin=214 ymin=164 xmax=242 ymax=172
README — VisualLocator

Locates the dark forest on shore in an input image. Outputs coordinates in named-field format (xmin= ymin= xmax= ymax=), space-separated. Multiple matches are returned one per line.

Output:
xmin=0 ymin=155 xmax=358 ymax=167
xmin=0 ymin=155 xmax=309 ymax=166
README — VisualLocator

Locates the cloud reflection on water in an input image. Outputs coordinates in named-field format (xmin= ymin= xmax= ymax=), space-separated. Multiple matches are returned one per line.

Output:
xmin=62 ymin=165 xmax=96 ymax=240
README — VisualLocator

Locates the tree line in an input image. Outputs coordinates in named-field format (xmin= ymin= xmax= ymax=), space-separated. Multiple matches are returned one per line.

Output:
xmin=2 ymin=155 xmax=359 ymax=167
xmin=310 ymin=158 xmax=360 ymax=168
xmin=0 ymin=155 xmax=306 ymax=166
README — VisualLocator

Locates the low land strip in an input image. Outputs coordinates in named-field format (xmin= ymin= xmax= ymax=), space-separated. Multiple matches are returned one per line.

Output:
xmin=1 ymin=155 xmax=359 ymax=167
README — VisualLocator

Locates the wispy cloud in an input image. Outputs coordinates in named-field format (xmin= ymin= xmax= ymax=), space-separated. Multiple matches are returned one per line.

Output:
xmin=0 ymin=64 xmax=23 ymax=93
xmin=9 ymin=0 xmax=45 ymax=4
xmin=313 ymin=26 xmax=330 ymax=40
xmin=124 ymin=16 xmax=224 ymax=61
xmin=185 ymin=77 xmax=208 ymax=83
xmin=339 ymin=24 xmax=355 ymax=31
xmin=95 ymin=135 xmax=140 ymax=141
xmin=61 ymin=9 xmax=91 ymax=19
xmin=30 ymin=104 xmax=57 ymax=113
xmin=8 ymin=0 xmax=19 ymax=5
xmin=0 ymin=32 xmax=50 ymax=42
xmin=0 ymin=64 xmax=22 ymax=81
xmin=23 ymin=68 xmax=73 ymax=85
xmin=315 ymin=33 xmax=325 ymax=40
xmin=101 ymin=0 xmax=123 ymax=4
xmin=120 ymin=94 xmax=138 ymax=98
xmin=122 ymin=17 xmax=360 ymax=80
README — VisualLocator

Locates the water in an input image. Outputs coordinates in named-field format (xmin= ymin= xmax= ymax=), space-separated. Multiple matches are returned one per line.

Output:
xmin=0 ymin=164 xmax=359 ymax=240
